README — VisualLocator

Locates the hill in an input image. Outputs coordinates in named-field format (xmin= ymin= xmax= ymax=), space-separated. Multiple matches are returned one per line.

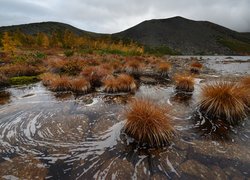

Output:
xmin=113 ymin=16 xmax=250 ymax=55
xmin=0 ymin=17 xmax=250 ymax=55
xmin=0 ymin=21 xmax=103 ymax=37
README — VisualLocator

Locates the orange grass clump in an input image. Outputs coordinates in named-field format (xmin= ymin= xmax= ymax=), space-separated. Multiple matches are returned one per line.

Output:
xmin=117 ymin=74 xmax=137 ymax=92
xmin=199 ymin=81 xmax=247 ymax=125
xmin=49 ymin=76 xmax=71 ymax=92
xmin=124 ymin=99 xmax=175 ymax=147
xmin=174 ymin=74 xmax=195 ymax=92
xmin=103 ymin=76 xmax=120 ymax=93
xmin=124 ymin=60 xmax=143 ymax=75
xmin=239 ymin=76 xmax=250 ymax=106
xmin=156 ymin=62 xmax=171 ymax=77
xmin=40 ymin=73 xmax=59 ymax=86
xmin=190 ymin=62 xmax=203 ymax=74
xmin=103 ymin=74 xmax=137 ymax=93
xmin=81 ymin=66 xmax=111 ymax=87
xmin=70 ymin=78 xmax=91 ymax=93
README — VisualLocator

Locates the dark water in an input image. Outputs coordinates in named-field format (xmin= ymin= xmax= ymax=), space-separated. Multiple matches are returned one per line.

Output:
xmin=0 ymin=57 xmax=250 ymax=179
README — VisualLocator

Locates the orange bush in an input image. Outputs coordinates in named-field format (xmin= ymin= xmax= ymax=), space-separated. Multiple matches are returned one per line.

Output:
xmin=124 ymin=98 xmax=175 ymax=147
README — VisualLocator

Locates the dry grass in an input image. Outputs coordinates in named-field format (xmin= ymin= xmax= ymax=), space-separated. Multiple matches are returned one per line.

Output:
xmin=239 ymin=76 xmax=250 ymax=106
xmin=103 ymin=76 xmax=119 ymax=93
xmin=0 ymin=64 xmax=42 ymax=77
xmin=156 ymin=62 xmax=171 ymax=77
xmin=199 ymin=81 xmax=247 ymax=125
xmin=103 ymin=74 xmax=137 ymax=93
xmin=190 ymin=62 xmax=203 ymax=74
xmin=124 ymin=60 xmax=143 ymax=75
xmin=117 ymin=74 xmax=137 ymax=92
xmin=174 ymin=74 xmax=195 ymax=92
xmin=81 ymin=66 xmax=111 ymax=87
xmin=124 ymin=98 xmax=175 ymax=147
xmin=40 ymin=73 xmax=60 ymax=86
xmin=49 ymin=75 xmax=71 ymax=91
xmin=70 ymin=78 xmax=91 ymax=93
xmin=0 ymin=73 xmax=9 ymax=87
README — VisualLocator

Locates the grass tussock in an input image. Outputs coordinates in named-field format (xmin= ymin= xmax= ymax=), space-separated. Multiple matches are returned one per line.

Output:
xmin=81 ymin=66 xmax=111 ymax=87
xmin=124 ymin=59 xmax=143 ymax=76
xmin=199 ymin=81 xmax=247 ymax=125
xmin=103 ymin=74 xmax=137 ymax=93
xmin=0 ymin=73 xmax=9 ymax=87
xmin=156 ymin=62 xmax=171 ymax=77
xmin=124 ymin=98 xmax=175 ymax=147
xmin=40 ymin=73 xmax=60 ymax=86
xmin=174 ymin=74 xmax=195 ymax=92
xmin=70 ymin=78 xmax=91 ymax=93
xmin=49 ymin=75 xmax=71 ymax=92
xmin=190 ymin=62 xmax=203 ymax=74
xmin=0 ymin=64 xmax=42 ymax=77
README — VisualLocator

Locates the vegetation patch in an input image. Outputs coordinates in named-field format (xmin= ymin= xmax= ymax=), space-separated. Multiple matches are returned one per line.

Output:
xmin=218 ymin=38 xmax=250 ymax=54
xmin=9 ymin=76 xmax=39 ymax=85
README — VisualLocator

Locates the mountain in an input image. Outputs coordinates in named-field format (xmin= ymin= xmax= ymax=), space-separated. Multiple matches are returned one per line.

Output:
xmin=113 ymin=16 xmax=250 ymax=55
xmin=0 ymin=17 xmax=250 ymax=55
xmin=0 ymin=21 xmax=102 ymax=37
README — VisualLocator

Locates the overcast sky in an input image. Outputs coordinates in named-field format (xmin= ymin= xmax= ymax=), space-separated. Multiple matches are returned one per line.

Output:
xmin=0 ymin=0 xmax=249 ymax=33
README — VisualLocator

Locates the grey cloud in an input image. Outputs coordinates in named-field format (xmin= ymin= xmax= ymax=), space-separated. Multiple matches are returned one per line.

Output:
xmin=0 ymin=0 xmax=249 ymax=33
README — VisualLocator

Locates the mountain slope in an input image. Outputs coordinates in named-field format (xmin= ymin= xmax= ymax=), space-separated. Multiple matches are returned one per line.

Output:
xmin=0 ymin=21 xmax=102 ymax=37
xmin=113 ymin=16 xmax=250 ymax=55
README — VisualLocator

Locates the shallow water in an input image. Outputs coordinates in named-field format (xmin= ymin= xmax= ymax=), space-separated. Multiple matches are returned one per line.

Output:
xmin=0 ymin=56 xmax=250 ymax=179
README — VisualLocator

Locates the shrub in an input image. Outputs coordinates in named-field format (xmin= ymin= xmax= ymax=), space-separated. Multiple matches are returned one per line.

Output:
xmin=124 ymin=98 xmax=175 ymax=147
xmin=199 ymin=81 xmax=247 ymax=125
xmin=117 ymin=74 xmax=137 ymax=92
xmin=174 ymin=74 xmax=195 ymax=92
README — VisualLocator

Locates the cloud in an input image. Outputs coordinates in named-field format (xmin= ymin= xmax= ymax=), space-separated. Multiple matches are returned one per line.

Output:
xmin=0 ymin=0 xmax=249 ymax=33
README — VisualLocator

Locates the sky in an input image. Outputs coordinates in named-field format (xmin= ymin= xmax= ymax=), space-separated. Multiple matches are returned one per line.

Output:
xmin=0 ymin=0 xmax=249 ymax=33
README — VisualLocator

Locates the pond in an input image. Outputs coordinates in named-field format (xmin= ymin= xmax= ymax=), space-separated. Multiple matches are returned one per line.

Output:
xmin=0 ymin=56 xmax=250 ymax=179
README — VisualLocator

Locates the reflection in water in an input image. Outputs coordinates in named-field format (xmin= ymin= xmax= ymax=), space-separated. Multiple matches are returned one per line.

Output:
xmin=0 ymin=56 xmax=250 ymax=179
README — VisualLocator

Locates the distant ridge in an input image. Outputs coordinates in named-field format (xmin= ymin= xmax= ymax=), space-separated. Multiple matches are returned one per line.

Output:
xmin=113 ymin=16 xmax=250 ymax=55
xmin=1 ymin=17 xmax=250 ymax=55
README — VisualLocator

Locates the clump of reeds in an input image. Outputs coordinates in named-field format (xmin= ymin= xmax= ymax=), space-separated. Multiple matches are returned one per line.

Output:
xmin=124 ymin=98 xmax=175 ymax=147
xmin=156 ymin=62 xmax=171 ymax=77
xmin=174 ymin=74 xmax=195 ymax=92
xmin=190 ymin=62 xmax=203 ymax=74
xmin=70 ymin=77 xmax=91 ymax=93
xmin=199 ymin=81 xmax=247 ymax=125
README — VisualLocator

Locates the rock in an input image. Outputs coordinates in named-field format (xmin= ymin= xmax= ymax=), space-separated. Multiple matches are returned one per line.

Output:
xmin=95 ymin=158 xmax=134 ymax=179
xmin=192 ymin=140 xmax=250 ymax=163
xmin=179 ymin=160 xmax=211 ymax=179
xmin=211 ymin=166 xmax=227 ymax=180
xmin=0 ymin=155 xmax=48 ymax=179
